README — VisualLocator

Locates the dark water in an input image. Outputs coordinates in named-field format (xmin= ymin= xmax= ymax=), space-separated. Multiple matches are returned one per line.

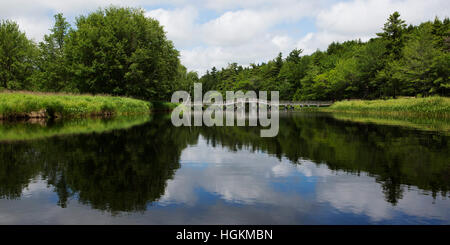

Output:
xmin=0 ymin=112 xmax=449 ymax=224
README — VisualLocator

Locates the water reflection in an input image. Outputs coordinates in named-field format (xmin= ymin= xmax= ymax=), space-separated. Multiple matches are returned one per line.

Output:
xmin=0 ymin=115 xmax=198 ymax=213
xmin=0 ymin=112 xmax=448 ymax=224
xmin=0 ymin=115 xmax=150 ymax=142
xmin=161 ymin=138 xmax=449 ymax=224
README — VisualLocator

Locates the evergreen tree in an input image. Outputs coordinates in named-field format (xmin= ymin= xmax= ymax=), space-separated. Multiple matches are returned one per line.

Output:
xmin=377 ymin=11 xmax=407 ymax=59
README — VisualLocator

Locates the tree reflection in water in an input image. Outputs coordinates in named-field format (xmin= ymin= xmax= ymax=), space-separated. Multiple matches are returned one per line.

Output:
xmin=0 ymin=113 xmax=448 ymax=213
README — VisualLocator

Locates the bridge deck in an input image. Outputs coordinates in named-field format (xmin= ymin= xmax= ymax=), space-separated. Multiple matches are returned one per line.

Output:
xmin=186 ymin=100 xmax=333 ymax=108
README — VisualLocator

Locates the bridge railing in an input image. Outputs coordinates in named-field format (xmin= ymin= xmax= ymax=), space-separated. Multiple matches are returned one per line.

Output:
xmin=184 ymin=100 xmax=333 ymax=107
xmin=279 ymin=100 xmax=333 ymax=106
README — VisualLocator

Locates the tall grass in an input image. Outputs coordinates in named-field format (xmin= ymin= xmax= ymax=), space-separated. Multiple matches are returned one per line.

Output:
xmin=323 ymin=96 xmax=450 ymax=117
xmin=0 ymin=91 xmax=151 ymax=118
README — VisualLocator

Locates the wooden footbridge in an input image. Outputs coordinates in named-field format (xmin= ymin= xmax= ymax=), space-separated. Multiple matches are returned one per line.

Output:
xmin=184 ymin=99 xmax=333 ymax=110
xmin=278 ymin=100 xmax=333 ymax=108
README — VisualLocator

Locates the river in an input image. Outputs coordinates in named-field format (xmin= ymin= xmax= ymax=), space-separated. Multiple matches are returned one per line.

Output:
xmin=0 ymin=112 xmax=448 ymax=224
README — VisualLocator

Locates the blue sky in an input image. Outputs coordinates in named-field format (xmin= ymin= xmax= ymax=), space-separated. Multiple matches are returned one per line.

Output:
xmin=1 ymin=0 xmax=448 ymax=74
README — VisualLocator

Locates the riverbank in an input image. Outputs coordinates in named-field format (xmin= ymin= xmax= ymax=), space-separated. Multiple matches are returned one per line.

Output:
xmin=302 ymin=96 xmax=450 ymax=117
xmin=0 ymin=91 xmax=151 ymax=119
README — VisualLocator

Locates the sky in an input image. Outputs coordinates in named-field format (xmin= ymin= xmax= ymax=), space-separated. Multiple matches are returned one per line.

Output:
xmin=1 ymin=0 xmax=449 ymax=75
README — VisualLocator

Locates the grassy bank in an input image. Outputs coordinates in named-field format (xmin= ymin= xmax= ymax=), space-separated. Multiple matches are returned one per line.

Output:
xmin=0 ymin=91 xmax=151 ymax=119
xmin=319 ymin=96 xmax=450 ymax=117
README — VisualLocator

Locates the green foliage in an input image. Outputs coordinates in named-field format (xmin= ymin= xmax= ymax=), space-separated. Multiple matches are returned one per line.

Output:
xmin=0 ymin=7 xmax=191 ymax=101
xmin=64 ymin=7 xmax=180 ymax=100
xmin=0 ymin=92 xmax=151 ymax=118
xmin=200 ymin=12 xmax=449 ymax=101
xmin=324 ymin=96 xmax=450 ymax=116
xmin=174 ymin=64 xmax=199 ymax=95
xmin=0 ymin=20 xmax=37 ymax=90
xmin=356 ymin=38 xmax=387 ymax=98
xmin=376 ymin=11 xmax=407 ymax=59
xmin=33 ymin=13 xmax=73 ymax=92
xmin=392 ymin=22 xmax=450 ymax=96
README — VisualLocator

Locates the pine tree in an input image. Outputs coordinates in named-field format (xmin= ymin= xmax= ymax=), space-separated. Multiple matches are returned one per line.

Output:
xmin=377 ymin=11 xmax=407 ymax=59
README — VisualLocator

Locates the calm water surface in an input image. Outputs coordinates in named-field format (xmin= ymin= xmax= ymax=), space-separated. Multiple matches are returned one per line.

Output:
xmin=0 ymin=112 xmax=448 ymax=224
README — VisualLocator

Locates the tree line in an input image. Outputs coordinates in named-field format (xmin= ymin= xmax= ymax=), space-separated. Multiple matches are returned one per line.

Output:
xmin=200 ymin=12 xmax=449 ymax=100
xmin=0 ymin=6 xmax=199 ymax=101
xmin=1 ymin=9 xmax=448 ymax=101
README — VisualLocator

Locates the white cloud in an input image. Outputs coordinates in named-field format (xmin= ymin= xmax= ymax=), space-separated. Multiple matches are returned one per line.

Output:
xmin=0 ymin=0 xmax=181 ymax=40
xmin=159 ymin=136 xmax=320 ymax=208
xmin=296 ymin=31 xmax=372 ymax=55
xmin=13 ymin=17 xmax=53 ymax=42
xmin=146 ymin=7 xmax=199 ymax=47
xmin=159 ymin=136 xmax=450 ymax=223
xmin=180 ymin=34 xmax=287 ymax=74
xmin=271 ymin=35 xmax=293 ymax=51
xmin=150 ymin=4 xmax=312 ymax=73
xmin=271 ymin=161 xmax=293 ymax=177
xmin=317 ymin=175 xmax=450 ymax=222
xmin=1 ymin=136 xmax=448 ymax=224
xmin=201 ymin=10 xmax=274 ymax=46
xmin=297 ymin=0 xmax=450 ymax=54
xmin=202 ymin=0 xmax=273 ymax=11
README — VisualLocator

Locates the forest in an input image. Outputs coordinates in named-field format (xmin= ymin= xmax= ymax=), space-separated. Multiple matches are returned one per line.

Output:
xmin=200 ymin=12 xmax=450 ymax=100
xmin=0 ymin=8 xmax=448 ymax=101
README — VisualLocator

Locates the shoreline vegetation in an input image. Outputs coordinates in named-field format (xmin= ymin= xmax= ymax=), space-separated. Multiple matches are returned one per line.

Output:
xmin=0 ymin=91 xmax=152 ymax=119
xmin=320 ymin=96 xmax=450 ymax=117
xmin=294 ymin=96 xmax=450 ymax=133
xmin=0 ymin=91 xmax=448 ymax=139
xmin=1 ymin=91 xmax=448 ymax=119
xmin=1 ymin=7 xmax=448 ymax=125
